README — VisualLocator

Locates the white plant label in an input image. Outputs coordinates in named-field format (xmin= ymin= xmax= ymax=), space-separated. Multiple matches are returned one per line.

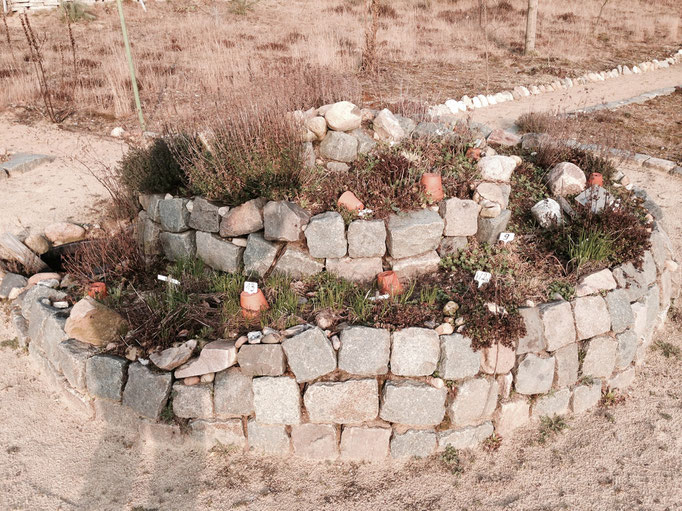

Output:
xmin=499 ymin=232 xmax=515 ymax=244
xmin=157 ymin=274 xmax=180 ymax=286
xmin=244 ymin=281 xmax=259 ymax=295
xmin=474 ymin=270 xmax=492 ymax=288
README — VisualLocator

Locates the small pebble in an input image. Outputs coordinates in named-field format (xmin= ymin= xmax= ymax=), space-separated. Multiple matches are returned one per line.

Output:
xmin=435 ymin=323 xmax=454 ymax=335
xmin=184 ymin=376 xmax=200 ymax=386
xmin=247 ymin=331 xmax=263 ymax=344
xmin=200 ymin=372 xmax=215 ymax=383
xmin=261 ymin=333 xmax=281 ymax=344
xmin=52 ymin=301 xmax=69 ymax=309
xmin=443 ymin=301 xmax=460 ymax=317
xmin=235 ymin=335 xmax=248 ymax=348
xmin=430 ymin=377 xmax=445 ymax=389
xmin=331 ymin=335 xmax=341 ymax=350
xmin=455 ymin=317 xmax=465 ymax=327
xmin=139 ymin=358 xmax=149 ymax=366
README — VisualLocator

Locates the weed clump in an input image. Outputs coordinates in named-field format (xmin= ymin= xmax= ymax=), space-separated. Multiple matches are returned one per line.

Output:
xmin=537 ymin=415 xmax=568 ymax=444
xmin=118 ymin=138 xmax=187 ymax=196
xmin=440 ymin=445 xmax=464 ymax=475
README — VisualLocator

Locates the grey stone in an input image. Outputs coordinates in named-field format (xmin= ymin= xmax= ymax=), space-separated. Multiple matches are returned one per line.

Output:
xmin=347 ymin=220 xmax=386 ymax=258
xmin=386 ymin=210 xmax=444 ymax=259
xmin=172 ymin=382 xmax=213 ymax=419
xmin=338 ymin=326 xmax=390 ymax=376
xmin=477 ymin=155 xmax=517 ymax=182
xmin=613 ymin=251 xmax=656 ymax=301
xmin=190 ymin=419 xmax=246 ymax=449
xmin=196 ymin=231 xmax=243 ymax=273
xmin=575 ymin=186 xmax=615 ymax=214
xmin=10 ymin=307 xmax=29 ymax=349
xmin=554 ymin=343 xmax=578 ymax=387
xmin=438 ymin=422 xmax=494 ymax=450
xmin=291 ymin=424 xmax=338 ymax=460
xmin=189 ymin=197 xmax=221 ymax=233
xmin=350 ymin=128 xmax=377 ymax=154
xmin=644 ymin=285 xmax=660 ymax=336
xmin=532 ymin=388 xmax=570 ymax=418
xmin=0 ymin=273 xmax=28 ymax=299
xmin=615 ymin=330 xmax=638 ymax=369
xmin=305 ymin=212 xmax=347 ymax=258
xmin=517 ymin=307 xmax=546 ymax=354
xmin=447 ymin=377 xmax=497 ymax=426
xmin=34 ymin=306 xmax=69 ymax=363
xmin=546 ymin=162 xmax=586 ymax=196
xmin=531 ymin=198 xmax=563 ymax=228
xmin=243 ymin=233 xmax=280 ymax=277
xmin=391 ymin=429 xmax=437 ymax=458
xmin=340 ymin=426 xmax=391 ymax=461
xmin=326 ymin=257 xmax=383 ymax=283
xmin=160 ymin=231 xmax=196 ymax=261
xmin=539 ymin=301 xmax=576 ymax=351
xmin=437 ymin=236 xmax=468 ymax=257
xmin=272 ymin=246 xmax=324 ymax=279
xmin=439 ymin=198 xmax=479 ymax=237
xmin=649 ymin=228 xmax=672 ymax=272
xmin=1 ymin=152 xmax=54 ymax=176
xmin=582 ymin=336 xmax=617 ymax=379
xmin=237 ymin=345 xmax=286 ymax=376
xmin=304 ymin=379 xmax=379 ymax=424
xmin=158 ymin=198 xmax=191 ymax=233
xmin=282 ymin=327 xmax=336 ymax=382
xmin=608 ymin=367 xmax=635 ymax=389
xmin=86 ymin=355 xmax=128 ymax=401
xmin=247 ymin=420 xmax=290 ymax=454
xmin=395 ymin=114 xmax=417 ymax=136
xmin=391 ymin=251 xmax=440 ymax=279
xmin=515 ymin=354 xmax=555 ymax=395
xmin=139 ymin=193 xmax=165 ymax=222
xmin=438 ymin=334 xmax=481 ymax=380
xmin=494 ymin=398 xmax=530 ymax=436
xmin=571 ymin=381 xmax=602 ymax=413
xmin=219 ymin=198 xmax=266 ymax=237
xmin=412 ymin=122 xmax=454 ymax=139
xmin=263 ymin=201 xmax=311 ymax=242
xmin=252 ymin=376 xmax=301 ymax=424
xmin=122 ymin=363 xmax=172 ymax=420
xmin=55 ymin=339 xmax=96 ymax=392
xmin=174 ymin=340 xmax=237 ymax=378
xmin=214 ymin=367 xmax=254 ymax=418
xmin=605 ymin=289 xmax=634 ymax=333
xmin=380 ymin=380 xmax=446 ymax=426
xmin=476 ymin=209 xmax=511 ymax=244
xmin=390 ymin=327 xmax=440 ymax=376
xmin=142 ymin=218 xmax=163 ymax=257
xmin=573 ymin=295 xmax=610 ymax=340
xmin=319 ymin=131 xmax=358 ymax=162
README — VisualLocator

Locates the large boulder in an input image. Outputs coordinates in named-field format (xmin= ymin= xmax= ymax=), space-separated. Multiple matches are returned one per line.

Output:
xmin=319 ymin=131 xmax=358 ymax=162
xmin=373 ymin=109 xmax=406 ymax=142
xmin=263 ymin=201 xmax=311 ymax=242
xmin=546 ymin=162 xmax=586 ymax=196
xmin=219 ymin=198 xmax=266 ymax=237
xmin=64 ymin=297 xmax=128 ymax=347
xmin=386 ymin=210 xmax=444 ymax=259
xmin=324 ymin=101 xmax=362 ymax=132
xmin=305 ymin=212 xmax=347 ymax=259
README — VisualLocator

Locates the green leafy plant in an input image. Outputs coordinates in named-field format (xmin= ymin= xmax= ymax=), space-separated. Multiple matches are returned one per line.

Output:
xmin=548 ymin=281 xmax=575 ymax=301
xmin=537 ymin=415 xmax=568 ymax=444
xmin=228 ymin=0 xmax=259 ymax=15
xmin=440 ymin=445 xmax=464 ymax=475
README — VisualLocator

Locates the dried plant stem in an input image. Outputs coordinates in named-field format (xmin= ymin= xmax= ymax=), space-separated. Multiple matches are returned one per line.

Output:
xmin=20 ymin=13 xmax=59 ymax=122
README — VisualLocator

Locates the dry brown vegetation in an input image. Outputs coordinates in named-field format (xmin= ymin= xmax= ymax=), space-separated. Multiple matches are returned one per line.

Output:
xmin=518 ymin=87 xmax=682 ymax=163
xmin=0 ymin=0 xmax=679 ymax=130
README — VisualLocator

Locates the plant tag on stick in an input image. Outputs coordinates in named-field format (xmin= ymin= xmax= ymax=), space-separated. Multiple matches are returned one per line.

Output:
xmin=474 ymin=270 xmax=492 ymax=288
xmin=158 ymin=274 xmax=180 ymax=285
xmin=499 ymin=232 xmax=515 ymax=244
xmin=244 ymin=281 xmax=259 ymax=295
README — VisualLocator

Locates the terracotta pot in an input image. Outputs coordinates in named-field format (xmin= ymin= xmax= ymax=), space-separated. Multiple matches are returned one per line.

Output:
xmin=420 ymin=173 xmax=444 ymax=202
xmin=338 ymin=191 xmax=364 ymax=212
xmin=465 ymin=147 xmax=482 ymax=161
xmin=587 ymin=172 xmax=603 ymax=187
xmin=240 ymin=289 xmax=269 ymax=319
xmin=88 ymin=282 xmax=107 ymax=300
xmin=377 ymin=270 xmax=403 ymax=296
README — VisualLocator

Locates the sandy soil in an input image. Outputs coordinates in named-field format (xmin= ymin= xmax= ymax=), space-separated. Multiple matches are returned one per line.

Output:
xmin=0 ymin=116 xmax=127 ymax=235
xmin=0 ymin=160 xmax=681 ymax=511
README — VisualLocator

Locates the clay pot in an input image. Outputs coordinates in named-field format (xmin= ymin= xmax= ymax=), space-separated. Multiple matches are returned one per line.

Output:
xmin=587 ymin=172 xmax=603 ymax=187
xmin=465 ymin=147 xmax=482 ymax=161
xmin=420 ymin=173 xmax=444 ymax=202
xmin=240 ymin=289 xmax=269 ymax=319
xmin=88 ymin=282 xmax=107 ymax=300
xmin=338 ymin=191 xmax=364 ymax=211
xmin=377 ymin=270 xmax=403 ymax=296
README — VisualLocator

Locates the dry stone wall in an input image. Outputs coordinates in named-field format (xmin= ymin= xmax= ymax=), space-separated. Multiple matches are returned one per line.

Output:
xmin=7 ymin=214 xmax=675 ymax=459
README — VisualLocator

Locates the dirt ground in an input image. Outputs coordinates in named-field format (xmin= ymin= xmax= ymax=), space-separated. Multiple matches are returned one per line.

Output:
xmin=1 ymin=66 xmax=682 ymax=510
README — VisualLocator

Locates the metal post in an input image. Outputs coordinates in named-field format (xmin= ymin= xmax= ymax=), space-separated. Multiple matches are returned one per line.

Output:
xmin=116 ymin=0 xmax=146 ymax=131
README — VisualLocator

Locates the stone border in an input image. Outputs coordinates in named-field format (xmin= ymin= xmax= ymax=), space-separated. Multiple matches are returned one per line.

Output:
xmin=428 ymin=49 xmax=682 ymax=118
xmin=5 ymin=190 xmax=676 ymax=460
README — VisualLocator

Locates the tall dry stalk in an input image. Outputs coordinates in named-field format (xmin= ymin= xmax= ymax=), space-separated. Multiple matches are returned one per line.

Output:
xmin=2 ymin=8 xmax=17 ymax=67
xmin=20 ymin=13 xmax=59 ymax=122
xmin=360 ymin=0 xmax=379 ymax=74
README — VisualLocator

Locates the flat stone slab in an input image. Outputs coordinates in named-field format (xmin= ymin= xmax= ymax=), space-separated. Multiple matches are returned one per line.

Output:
xmin=380 ymin=380 xmax=446 ymax=426
xmin=1 ymin=153 xmax=55 ymax=177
